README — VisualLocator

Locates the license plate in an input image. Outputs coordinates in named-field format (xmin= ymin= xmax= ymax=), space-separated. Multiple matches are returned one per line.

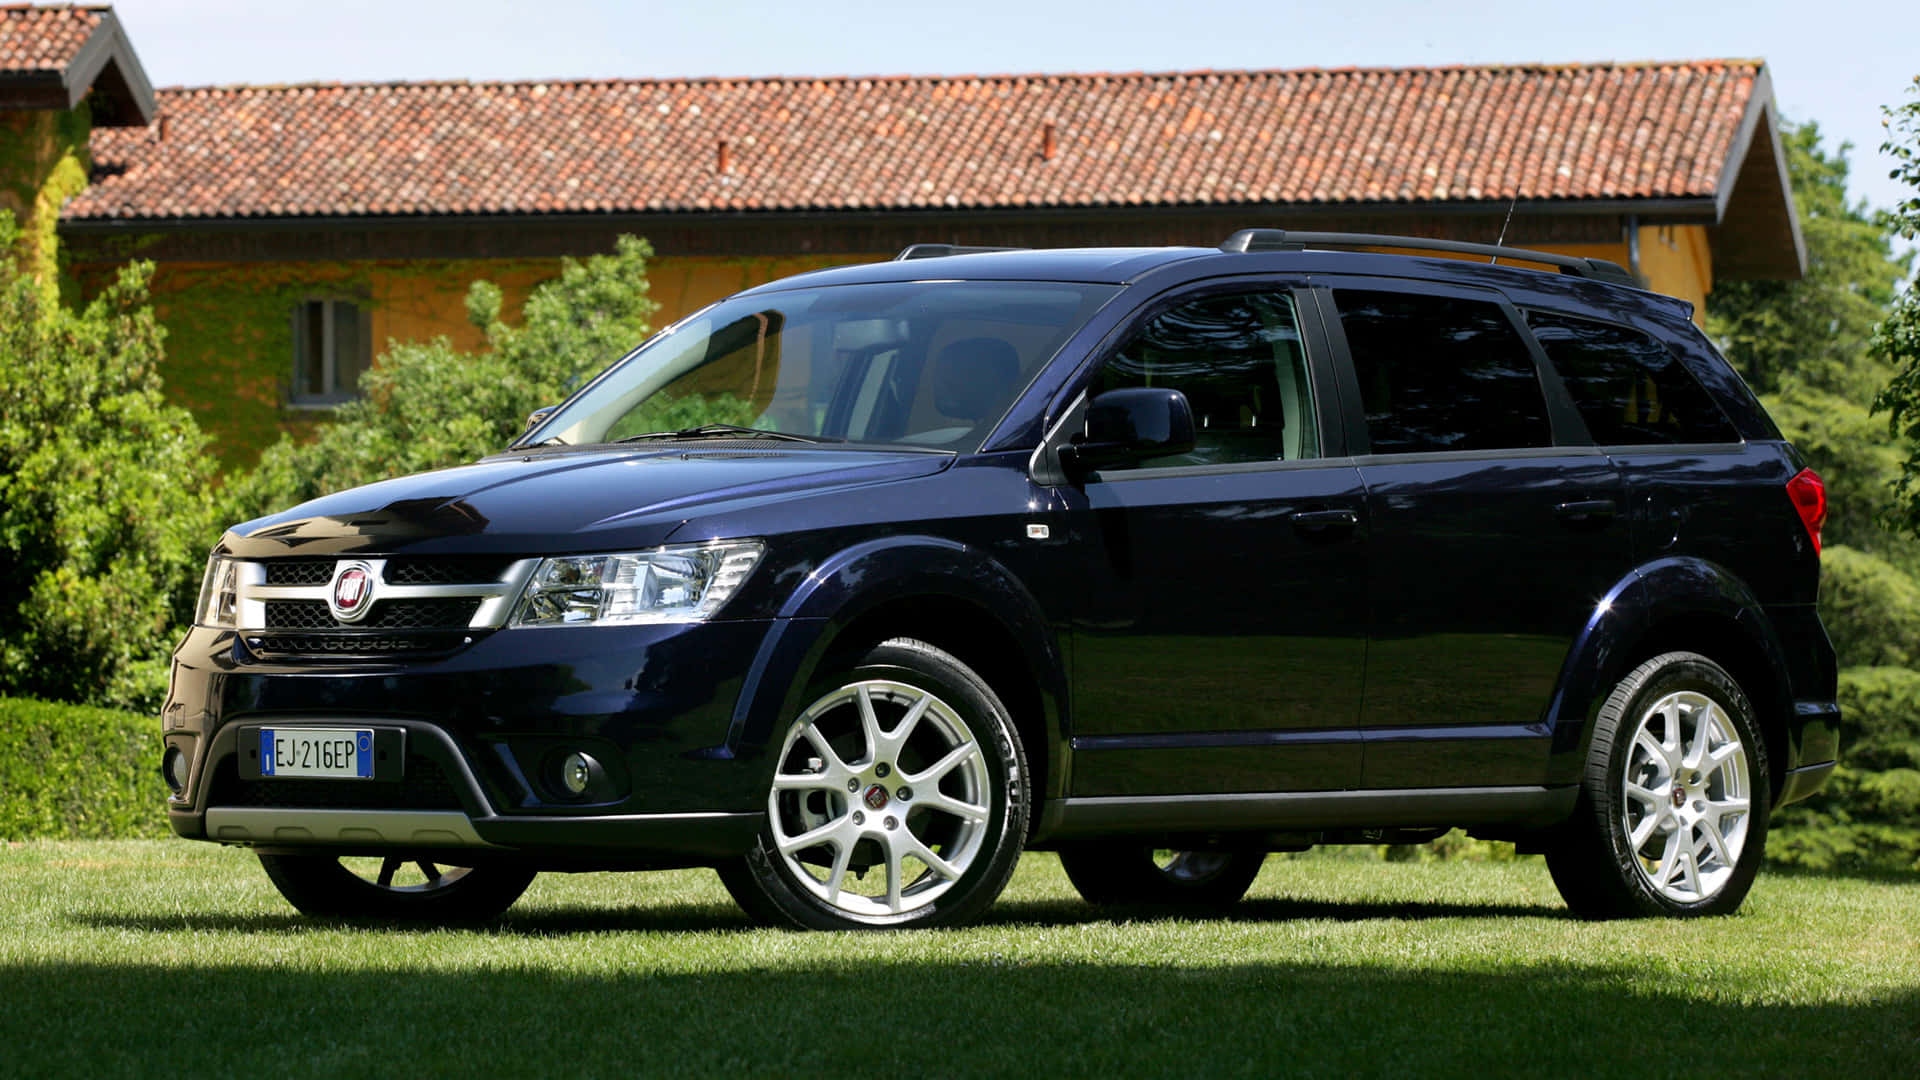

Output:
xmin=259 ymin=728 xmax=374 ymax=779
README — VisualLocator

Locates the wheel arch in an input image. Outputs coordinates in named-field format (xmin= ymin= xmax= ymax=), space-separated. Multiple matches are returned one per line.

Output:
xmin=727 ymin=535 xmax=1068 ymax=813
xmin=1548 ymin=556 xmax=1794 ymax=802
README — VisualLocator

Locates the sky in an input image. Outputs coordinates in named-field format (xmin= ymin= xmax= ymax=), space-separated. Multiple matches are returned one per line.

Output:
xmin=104 ymin=0 xmax=1920 ymax=215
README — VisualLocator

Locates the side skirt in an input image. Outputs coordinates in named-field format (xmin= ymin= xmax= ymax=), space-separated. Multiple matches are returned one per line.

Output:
xmin=1033 ymin=785 xmax=1578 ymax=841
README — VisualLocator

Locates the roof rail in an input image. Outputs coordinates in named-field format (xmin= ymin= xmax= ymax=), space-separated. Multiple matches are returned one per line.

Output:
xmin=1217 ymin=229 xmax=1638 ymax=287
xmin=895 ymin=243 xmax=1029 ymax=261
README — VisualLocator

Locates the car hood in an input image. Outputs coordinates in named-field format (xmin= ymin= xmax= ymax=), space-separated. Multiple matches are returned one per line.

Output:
xmin=220 ymin=446 xmax=953 ymax=558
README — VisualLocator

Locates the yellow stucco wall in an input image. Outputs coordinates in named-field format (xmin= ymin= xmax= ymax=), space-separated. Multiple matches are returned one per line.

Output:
xmin=646 ymin=253 xmax=888 ymax=328
xmin=1553 ymin=225 xmax=1714 ymax=325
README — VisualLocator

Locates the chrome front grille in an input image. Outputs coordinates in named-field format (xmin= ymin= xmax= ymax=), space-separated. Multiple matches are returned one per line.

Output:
xmin=234 ymin=556 xmax=538 ymax=659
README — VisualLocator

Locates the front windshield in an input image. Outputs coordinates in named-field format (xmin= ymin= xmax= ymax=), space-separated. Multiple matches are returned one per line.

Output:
xmin=533 ymin=280 xmax=1119 ymax=450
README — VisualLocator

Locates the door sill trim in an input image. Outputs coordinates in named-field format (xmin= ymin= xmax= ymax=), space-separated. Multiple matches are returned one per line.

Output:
xmin=1037 ymin=784 xmax=1576 ymax=839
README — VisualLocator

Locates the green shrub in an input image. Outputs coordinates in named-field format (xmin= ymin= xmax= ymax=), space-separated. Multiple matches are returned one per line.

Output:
xmin=1770 ymin=665 xmax=1920 ymax=873
xmin=0 ymin=696 xmax=166 ymax=840
xmin=0 ymin=212 xmax=217 ymax=712
xmin=1817 ymin=546 xmax=1920 ymax=668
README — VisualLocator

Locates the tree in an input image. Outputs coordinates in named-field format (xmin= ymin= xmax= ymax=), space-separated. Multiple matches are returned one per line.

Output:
xmin=226 ymin=236 xmax=660 ymax=523
xmin=1873 ymin=76 xmax=1920 ymax=535
xmin=0 ymin=212 xmax=217 ymax=710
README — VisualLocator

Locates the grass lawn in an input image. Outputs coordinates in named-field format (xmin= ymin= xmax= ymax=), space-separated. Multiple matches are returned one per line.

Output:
xmin=1 ymin=842 xmax=1915 ymax=1078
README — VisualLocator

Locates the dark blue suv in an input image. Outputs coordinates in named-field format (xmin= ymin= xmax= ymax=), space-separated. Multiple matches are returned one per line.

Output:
xmin=161 ymin=231 xmax=1838 ymax=929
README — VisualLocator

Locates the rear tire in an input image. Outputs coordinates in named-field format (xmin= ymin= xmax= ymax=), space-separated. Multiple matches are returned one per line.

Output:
xmin=1546 ymin=651 xmax=1769 ymax=919
xmin=258 ymin=853 xmax=536 ymax=923
xmin=1058 ymin=842 xmax=1265 ymax=909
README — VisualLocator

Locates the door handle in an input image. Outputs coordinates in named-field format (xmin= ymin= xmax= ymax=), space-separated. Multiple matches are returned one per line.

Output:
xmin=1290 ymin=508 xmax=1359 ymax=530
xmin=1555 ymin=499 xmax=1617 ymax=522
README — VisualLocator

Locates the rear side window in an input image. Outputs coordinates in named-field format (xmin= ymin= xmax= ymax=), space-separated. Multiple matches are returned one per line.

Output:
xmin=1525 ymin=310 xmax=1739 ymax=446
xmin=1332 ymin=290 xmax=1551 ymax=454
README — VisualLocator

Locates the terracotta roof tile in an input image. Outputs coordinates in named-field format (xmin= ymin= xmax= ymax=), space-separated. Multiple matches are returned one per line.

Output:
xmin=0 ymin=3 xmax=103 ymax=74
xmin=69 ymin=61 xmax=1763 ymax=221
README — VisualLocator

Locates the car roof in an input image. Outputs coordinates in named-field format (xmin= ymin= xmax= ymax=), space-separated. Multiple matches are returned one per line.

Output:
xmin=732 ymin=243 xmax=1696 ymax=324
xmin=734 ymin=248 xmax=1217 ymax=291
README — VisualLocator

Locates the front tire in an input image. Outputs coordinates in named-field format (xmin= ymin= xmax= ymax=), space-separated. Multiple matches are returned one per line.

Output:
xmin=1547 ymin=651 xmax=1770 ymax=919
xmin=718 ymin=638 xmax=1029 ymax=930
xmin=258 ymin=853 xmax=536 ymax=923
xmin=1058 ymin=842 xmax=1265 ymax=909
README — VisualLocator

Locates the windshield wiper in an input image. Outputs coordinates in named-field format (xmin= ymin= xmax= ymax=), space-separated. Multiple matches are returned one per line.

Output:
xmin=615 ymin=423 xmax=841 ymax=445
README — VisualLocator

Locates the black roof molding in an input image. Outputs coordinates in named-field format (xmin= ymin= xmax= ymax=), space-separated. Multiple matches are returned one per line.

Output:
xmin=1218 ymin=229 xmax=1638 ymax=285
xmin=0 ymin=9 xmax=154 ymax=127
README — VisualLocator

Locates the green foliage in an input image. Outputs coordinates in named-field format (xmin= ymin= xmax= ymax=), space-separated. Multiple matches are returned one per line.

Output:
xmin=1816 ymin=546 xmax=1920 ymax=667
xmin=604 ymin=391 xmax=760 ymax=440
xmin=1771 ymin=666 xmax=1920 ymax=873
xmin=0 ymin=696 xmax=166 ymax=840
xmin=225 ymin=236 xmax=662 ymax=523
xmin=1872 ymin=76 xmax=1920 ymax=535
xmin=0 ymin=212 xmax=216 ymax=711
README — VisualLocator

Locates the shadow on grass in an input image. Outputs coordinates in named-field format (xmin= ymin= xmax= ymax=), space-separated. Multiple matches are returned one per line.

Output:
xmin=72 ymin=902 xmax=756 ymax=937
xmin=76 ymin=892 xmax=1570 ymax=938
xmin=2 ymin=956 xmax=1913 ymax=1078
xmin=982 ymin=894 xmax=1571 ymax=926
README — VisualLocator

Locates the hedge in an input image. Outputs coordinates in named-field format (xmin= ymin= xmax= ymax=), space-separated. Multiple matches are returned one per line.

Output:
xmin=0 ymin=696 xmax=166 ymax=840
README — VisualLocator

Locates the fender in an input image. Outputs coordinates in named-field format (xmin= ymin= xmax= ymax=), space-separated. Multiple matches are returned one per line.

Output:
xmin=1543 ymin=555 xmax=1794 ymax=786
xmin=720 ymin=534 xmax=1070 ymax=799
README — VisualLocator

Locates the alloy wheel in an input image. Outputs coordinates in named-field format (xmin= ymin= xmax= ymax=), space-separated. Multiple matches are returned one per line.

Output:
xmin=768 ymin=679 xmax=991 ymax=917
xmin=1619 ymin=689 xmax=1752 ymax=903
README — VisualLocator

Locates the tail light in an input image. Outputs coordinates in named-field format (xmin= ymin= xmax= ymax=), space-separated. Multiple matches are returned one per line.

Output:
xmin=1786 ymin=468 xmax=1826 ymax=555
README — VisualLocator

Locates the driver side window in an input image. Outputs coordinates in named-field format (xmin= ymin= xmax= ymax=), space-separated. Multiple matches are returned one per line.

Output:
xmin=1092 ymin=289 xmax=1317 ymax=469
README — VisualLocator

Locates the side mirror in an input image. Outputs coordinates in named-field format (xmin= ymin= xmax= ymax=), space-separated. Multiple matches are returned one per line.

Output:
xmin=1060 ymin=388 xmax=1195 ymax=477
xmin=518 ymin=405 xmax=559 ymax=443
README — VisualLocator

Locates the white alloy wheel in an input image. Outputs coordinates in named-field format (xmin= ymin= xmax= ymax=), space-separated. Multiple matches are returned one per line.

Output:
xmin=767 ymin=679 xmax=993 ymax=918
xmin=1619 ymin=689 xmax=1753 ymax=903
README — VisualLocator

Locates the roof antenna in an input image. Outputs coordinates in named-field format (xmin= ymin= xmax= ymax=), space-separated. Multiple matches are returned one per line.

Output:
xmin=1490 ymin=195 xmax=1517 ymax=264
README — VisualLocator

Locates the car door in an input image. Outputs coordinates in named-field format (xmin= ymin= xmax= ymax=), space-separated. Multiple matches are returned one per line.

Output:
xmin=1058 ymin=282 xmax=1370 ymax=797
xmin=1312 ymin=279 xmax=1631 ymax=790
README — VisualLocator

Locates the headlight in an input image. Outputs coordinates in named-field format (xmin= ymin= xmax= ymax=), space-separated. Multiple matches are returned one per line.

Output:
xmin=196 ymin=556 xmax=238 ymax=628
xmin=511 ymin=542 xmax=764 ymax=627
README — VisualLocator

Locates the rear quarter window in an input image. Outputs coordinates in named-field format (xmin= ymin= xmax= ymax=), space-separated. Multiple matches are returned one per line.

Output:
xmin=1525 ymin=310 xmax=1739 ymax=446
xmin=1332 ymin=289 xmax=1552 ymax=454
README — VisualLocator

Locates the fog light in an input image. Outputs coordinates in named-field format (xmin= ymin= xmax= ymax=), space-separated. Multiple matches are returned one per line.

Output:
xmin=162 ymin=747 xmax=189 ymax=795
xmin=560 ymin=751 xmax=595 ymax=797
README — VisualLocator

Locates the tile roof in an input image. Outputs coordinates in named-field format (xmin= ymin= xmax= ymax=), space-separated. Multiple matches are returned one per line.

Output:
xmin=0 ymin=4 xmax=104 ymax=74
xmin=69 ymin=61 xmax=1765 ymax=222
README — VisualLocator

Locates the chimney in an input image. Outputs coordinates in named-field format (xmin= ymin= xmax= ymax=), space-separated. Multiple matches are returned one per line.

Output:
xmin=1041 ymin=122 xmax=1057 ymax=161
xmin=717 ymin=138 xmax=731 ymax=175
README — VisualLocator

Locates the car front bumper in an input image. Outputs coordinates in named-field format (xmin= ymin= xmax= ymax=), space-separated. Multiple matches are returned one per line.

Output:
xmin=161 ymin=618 xmax=799 ymax=863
